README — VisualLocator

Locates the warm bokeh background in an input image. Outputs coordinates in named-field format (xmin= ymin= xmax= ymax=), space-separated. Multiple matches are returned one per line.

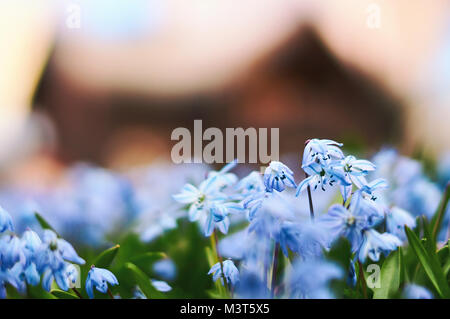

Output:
xmin=1 ymin=0 xmax=449 ymax=187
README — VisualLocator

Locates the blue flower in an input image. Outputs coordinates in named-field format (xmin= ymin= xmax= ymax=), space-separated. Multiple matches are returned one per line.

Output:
xmin=173 ymin=176 xmax=226 ymax=222
xmin=318 ymin=204 xmax=366 ymax=252
xmin=85 ymin=266 xmax=119 ymax=299
xmin=21 ymin=229 xmax=42 ymax=285
xmin=393 ymin=177 xmax=441 ymax=219
xmin=235 ymin=265 xmax=269 ymax=299
xmin=36 ymin=230 xmax=85 ymax=291
xmin=296 ymin=162 xmax=350 ymax=195
xmin=275 ymin=221 xmax=327 ymax=259
xmin=206 ymin=159 xmax=239 ymax=190
xmin=152 ymin=259 xmax=177 ymax=281
xmin=151 ymin=280 xmax=172 ymax=292
xmin=0 ymin=268 xmax=20 ymax=299
xmin=0 ymin=235 xmax=24 ymax=269
xmin=290 ymin=259 xmax=343 ymax=299
xmin=302 ymin=139 xmax=344 ymax=167
xmin=403 ymin=284 xmax=433 ymax=299
xmin=235 ymin=171 xmax=265 ymax=198
xmin=0 ymin=207 xmax=14 ymax=233
xmin=357 ymin=229 xmax=402 ymax=263
xmin=263 ymin=161 xmax=296 ymax=193
xmin=386 ymin=206 xmax=416 ymax=240
xmin=208 ymin=259 xmax=239 ymax=287
xmin=357 ymin=178 xmax=389 ymax=201
xmin=335 ymin=155 xmax=376 ymax=202
xmin=41 ymin=262 xmax=76 ymax=292
xmin=350 ymin=187 xmax=385 ymax=228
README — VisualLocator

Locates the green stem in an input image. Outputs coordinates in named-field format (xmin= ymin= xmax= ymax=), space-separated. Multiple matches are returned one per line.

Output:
xmin=271 ymin=243 xmax=280 ymax=298
xmin=107 ymin=288 xmax=114 ymax=299
xmin=357 ymin=261 xmax=368 ymax=299
xmin=305 ymin=173 xmax=315 ymax=221
xmin=210 ymin=230 xmax=229 ymax=295
xmin=72 ymin=288 xmax=83 ymax=299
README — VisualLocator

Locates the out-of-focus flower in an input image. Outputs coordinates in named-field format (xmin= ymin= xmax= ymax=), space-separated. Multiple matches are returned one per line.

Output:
xmin=20 ymin=229 xmax=42 ymax=286
xmin=290 ymin=260 xmax=343 ymax=299
xmin=393 ymin=177 xmax=441 ymax=219
xmin=236 ymin=263 xmax=269 ymax=299
xmin=132 ymin=286 xmax=147 ymax=299
xmin=153 ymin=259 xmax=177 ymax=281
xmin=0 ymin=235 xmax=24 ymax=269
xmin=437 ymin=152 xmax=450 ymax=188
xmin=0 ymin=207 xmax=13 ymax=233
xmin=208 ymin=259 xmax=240 ymax=287
xmin=275 ymin=221 xmax=327 ymax=259
xmin=319 ymin=204 xmax=366 ymax=252
xmin=151 ymin=280 xmax=172 ymax=292
xmin=206 ymin=160 xmax=239 ymax=190
xmin=235 ymin=171 xmax=265 ymax=198
xmin=386 ymin=206 xmax=416 ymax=240
xmin=85 ymin=266 xmax=119 ymax=299
xmin=263 ymin=161 xmax=296 ymax=193
xmin=403 ymin=284 xmax=433 ymax=299
xmin=357 ymin=229 xmax=401 ymax=263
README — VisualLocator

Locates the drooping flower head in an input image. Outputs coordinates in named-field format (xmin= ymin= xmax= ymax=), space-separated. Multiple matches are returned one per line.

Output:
xmin=208 ymin=259 xmax=240 ymax=287
xmin=302 ymin=139 xmax=344 ymax=167
xmin=85 ymin=266 xmax=119 ymax=299
xmin=263 ymin=161 xmax=296 ymax=193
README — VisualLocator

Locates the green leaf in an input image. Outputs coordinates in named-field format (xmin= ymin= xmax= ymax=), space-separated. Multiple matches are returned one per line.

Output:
xmin=325 ymin=237 xmax=351 ymax=271
xmin=421 ymin=216 xmax=435 ymax=255
xmin=123 ymin=262 xmax=166 ymax=299
xmin=430 ymin=183 xmax=450 ymax=244
xmin=34 ymin=212 xmax=59 ymax=236
xmin=373 ymin=248 xmax=403 ymax=299
xmin=405 ymin=226 xmax=450 ymax=298
xmin=93 ymin=245 xmax=120 ymax=268
xmin=437 ymin=242 xmax=449 ymax=265
xmin=50 ymin=289 xmax=79 ymax=299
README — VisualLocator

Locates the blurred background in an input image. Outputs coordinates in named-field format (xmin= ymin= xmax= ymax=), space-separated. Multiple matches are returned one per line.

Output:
xmin=0 ymin=0 xmax=449 ymax=210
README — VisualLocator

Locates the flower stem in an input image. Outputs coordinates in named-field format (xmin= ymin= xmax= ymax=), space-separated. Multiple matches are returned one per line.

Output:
xmin=270 ymin=242 xmax=280 ymax=298
xmin=107 ymin=288 xmax=114 ymax=299
xmin=211 ymin=230 xmax=230 ymax=294
xmin=357 ymin=260 xmax=368 ymax=299
xmin=305 ymin=173 xmax=315 ymax=220
xmin=72 ymin=288 xmax=83 ymax=299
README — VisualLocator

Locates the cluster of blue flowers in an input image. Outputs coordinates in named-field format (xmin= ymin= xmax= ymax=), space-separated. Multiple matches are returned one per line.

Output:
xmin=1 ymin=139 xmax=448 ymax=299
xmin=174 ymin=139 xmax=448 ymax=299
xmin=0 ymin=163 xmax=208 ymax=247
xmin=0 ymin=207 xmax=118 ymax=299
